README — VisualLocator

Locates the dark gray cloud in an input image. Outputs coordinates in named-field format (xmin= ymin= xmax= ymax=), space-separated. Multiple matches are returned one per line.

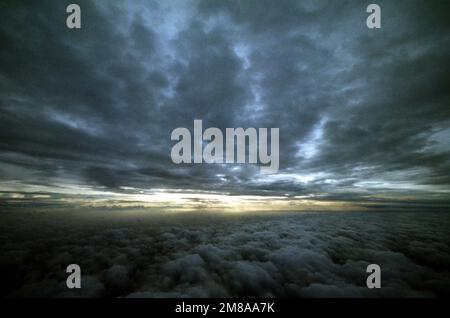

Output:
xmin=0 ymin=210 xmax=449 ymax=297
xmin=0 ymin=0 xmax=449 ymax=206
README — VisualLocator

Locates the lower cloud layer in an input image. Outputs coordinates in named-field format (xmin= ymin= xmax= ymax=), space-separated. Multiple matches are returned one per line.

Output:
xmin=0 ymin=211 xmax=449 ymax=297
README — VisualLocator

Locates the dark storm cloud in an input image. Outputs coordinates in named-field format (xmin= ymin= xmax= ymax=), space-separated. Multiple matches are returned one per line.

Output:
xmin=0 ymin=0 xmax=449 ymax=202
xmin=1 ymin=211 xmax=449 ymax=297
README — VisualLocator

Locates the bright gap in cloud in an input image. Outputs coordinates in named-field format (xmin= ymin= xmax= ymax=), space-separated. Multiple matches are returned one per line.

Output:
xmin=296 ymin=118 xmax=327 ymax=159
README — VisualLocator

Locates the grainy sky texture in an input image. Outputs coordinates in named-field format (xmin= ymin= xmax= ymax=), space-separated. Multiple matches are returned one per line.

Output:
xmin=0 ymin=0 xmax=449 ymax=211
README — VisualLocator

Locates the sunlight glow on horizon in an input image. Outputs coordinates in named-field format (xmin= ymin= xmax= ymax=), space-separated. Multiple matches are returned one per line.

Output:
xmin=0 ymin=182 xmax=362 ymax=213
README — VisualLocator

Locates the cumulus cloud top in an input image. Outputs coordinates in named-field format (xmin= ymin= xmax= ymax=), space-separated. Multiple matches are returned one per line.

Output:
xmin=1 ymin=210 xmax=449 ymax=297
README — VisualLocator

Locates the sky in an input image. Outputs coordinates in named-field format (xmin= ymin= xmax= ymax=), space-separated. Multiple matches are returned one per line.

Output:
xmin=0 ymin=0 xmax=449 ymax=212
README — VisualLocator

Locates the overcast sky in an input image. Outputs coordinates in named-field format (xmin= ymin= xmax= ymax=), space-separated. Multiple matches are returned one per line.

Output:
xmin=0 ymin=0 xmax=449 ymax=211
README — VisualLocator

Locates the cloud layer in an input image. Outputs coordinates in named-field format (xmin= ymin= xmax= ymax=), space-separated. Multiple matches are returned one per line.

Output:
xmin=1 ymin=210 xmax=449 ymax=297
xmin=0 ymin=0 xmax=449 ymax=205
